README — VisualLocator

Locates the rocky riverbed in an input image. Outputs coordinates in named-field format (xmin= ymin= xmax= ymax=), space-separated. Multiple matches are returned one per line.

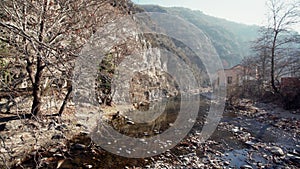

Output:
xmin=1 ymin=98 xmax=299 ymax=168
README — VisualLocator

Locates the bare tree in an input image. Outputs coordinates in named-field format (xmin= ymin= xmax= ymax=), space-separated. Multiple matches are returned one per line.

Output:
xmin=257 ymin=0 xmax=300 ymax=93
xmin=0 ymin=0 xmax=124 ymax=116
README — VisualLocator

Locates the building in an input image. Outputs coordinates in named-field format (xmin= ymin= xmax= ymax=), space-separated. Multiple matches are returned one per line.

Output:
xmin=214 ymin=64 xmax=256 ymax=89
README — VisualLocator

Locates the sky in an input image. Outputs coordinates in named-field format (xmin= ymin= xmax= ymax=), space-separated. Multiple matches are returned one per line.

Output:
xmin=131 ymin=0 xmax=300 ymax=33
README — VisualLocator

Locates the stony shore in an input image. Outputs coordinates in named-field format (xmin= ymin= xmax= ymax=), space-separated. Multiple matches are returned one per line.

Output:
xmin=0 ymin=99 xmax=299 ymax=168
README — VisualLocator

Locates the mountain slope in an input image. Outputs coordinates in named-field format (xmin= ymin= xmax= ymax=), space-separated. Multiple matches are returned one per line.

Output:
xmin=137 ymin=5 xmax=260 ymax=68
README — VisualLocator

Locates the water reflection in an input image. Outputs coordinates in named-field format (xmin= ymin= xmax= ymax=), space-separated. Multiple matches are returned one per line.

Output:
xmin=108 ymin=95 xmax=210 ymax=138
xmin=89 ymin=94 xmax=212 ymax=158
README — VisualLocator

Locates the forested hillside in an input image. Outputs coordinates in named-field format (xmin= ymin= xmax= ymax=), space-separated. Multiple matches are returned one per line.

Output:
xmin=139 ymin=5 xmax=260 ymax=68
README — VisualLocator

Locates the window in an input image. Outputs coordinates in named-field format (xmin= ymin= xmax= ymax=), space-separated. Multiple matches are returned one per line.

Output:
xmin=227 ymin=76 xmax=233 ymax=84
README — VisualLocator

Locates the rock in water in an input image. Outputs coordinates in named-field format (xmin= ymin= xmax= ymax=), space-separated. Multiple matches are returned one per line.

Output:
xmin=72 ymin=143 xmax=86 ymax=150
xmin=269 ymin=146 xmax=285 ymax=156
xmin=240 ymin=165 xmax=253 ymax=169
xmin=126 ymin=120 xmax=135 ymax=125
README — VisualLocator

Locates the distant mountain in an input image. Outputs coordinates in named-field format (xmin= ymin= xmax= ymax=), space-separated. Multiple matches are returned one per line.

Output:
xmin=135 ymin=5 xmax=260 ymax=68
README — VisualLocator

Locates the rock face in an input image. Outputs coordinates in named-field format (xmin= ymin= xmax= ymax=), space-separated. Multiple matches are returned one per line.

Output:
xmin=91 ymin=5 xmax=214 ymax=107
xmin=97 ymin=33 xmax=207 ymax=106
xmin=129 ymin=66 xmax=180 ymax=108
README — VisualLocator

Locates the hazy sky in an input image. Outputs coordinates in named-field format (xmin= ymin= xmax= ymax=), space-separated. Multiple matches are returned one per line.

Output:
xmin=131 ymin=0 xmax=300 ymax=32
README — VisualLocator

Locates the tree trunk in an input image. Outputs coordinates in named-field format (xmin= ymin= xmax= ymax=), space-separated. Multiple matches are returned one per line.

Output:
xmin=271 ymin=49 xmax=277 ymax=92
xmin=58 ymin=85 xmax=72 ymax=116
xmin=31 ymin=88 xmax=42 ymax=116
xmin=31 ymin=0 xmax=47 ymax=116
xmin=31 ymin=58 xmax=43 ymax=116
xmin=271 ymin=32 xmax=279 ymax=93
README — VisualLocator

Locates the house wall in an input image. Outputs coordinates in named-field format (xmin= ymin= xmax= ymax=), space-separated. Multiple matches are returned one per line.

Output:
xmin=215 ymin=65 xmax=245 ymax=88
